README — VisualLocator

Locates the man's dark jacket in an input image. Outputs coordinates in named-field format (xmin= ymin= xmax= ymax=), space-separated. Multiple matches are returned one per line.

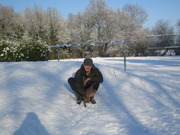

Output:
xmin=74 ymin=64 xmax=103 ymax=96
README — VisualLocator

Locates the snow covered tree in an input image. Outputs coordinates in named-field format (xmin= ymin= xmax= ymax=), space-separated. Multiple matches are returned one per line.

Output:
xmin=0 ymin=5 xmax=24 ymax=41
xmin=84 ymin=0 xmax=108 ymax=42
xmin=176 ymin=20 xmax=180 ymax=46
xmin=3 ymin=1 xmax=180 ymax=58
xmin=122 ymin=4 xmax=148 ymax=55
xmin=24 ymin=6 xmax=48 ymax=42
xmin=151 ymin=20 xmax=175 ymax=47
xmin=47 ymin=8 xmax=70 ymax=45
xmin=46 ymin=8 xmax=61 ymax=45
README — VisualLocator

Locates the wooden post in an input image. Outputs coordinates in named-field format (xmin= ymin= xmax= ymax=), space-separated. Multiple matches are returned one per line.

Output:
xmin=57 ymin=48 xmax=60 ymax=61
xmin=123 ymin=45 xmax=126 ymax=71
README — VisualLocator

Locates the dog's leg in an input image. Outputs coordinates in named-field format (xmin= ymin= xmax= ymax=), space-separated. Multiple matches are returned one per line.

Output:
xmin=83 ymin=100 xmax=86 ymax=107
xmin=87 ymin=94 xmax=91 ymax=103
xmin=83 ymin=96 xmax=87 ymax=107
xmin=90 ymin=95 xmax=96 ymax=104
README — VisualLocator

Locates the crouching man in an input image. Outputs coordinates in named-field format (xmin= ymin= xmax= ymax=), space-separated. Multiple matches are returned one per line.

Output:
xmin=68 ymin=58 xmax=103 ymax=105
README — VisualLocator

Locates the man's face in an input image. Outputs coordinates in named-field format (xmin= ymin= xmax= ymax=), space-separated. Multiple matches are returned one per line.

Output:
xmin=83 ymin=65 xmax=92 ymax=72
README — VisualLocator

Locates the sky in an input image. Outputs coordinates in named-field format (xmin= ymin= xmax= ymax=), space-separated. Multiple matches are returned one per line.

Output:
xmin=0 ymin=0 xmax=180 ymax=29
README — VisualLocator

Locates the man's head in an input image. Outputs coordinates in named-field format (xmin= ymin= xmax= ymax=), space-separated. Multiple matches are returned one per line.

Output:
xmin=83 ymin=58 xmax=93 ymax=66
xmin=83 ymin=58 xmax=93 ymax=72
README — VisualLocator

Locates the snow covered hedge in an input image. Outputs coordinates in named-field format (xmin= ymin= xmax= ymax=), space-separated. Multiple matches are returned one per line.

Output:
xmin=0 ymin=40 xmax=51 ymax=62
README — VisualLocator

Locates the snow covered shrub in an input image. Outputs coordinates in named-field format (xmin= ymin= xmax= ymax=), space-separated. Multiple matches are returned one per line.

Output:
xmin=0 ymin=40 xmax=51 ymax=62
xmin=23 ymin=41 xmax=51 ymax=61
xmin=0 ymin=40 xmax=21 ymax=62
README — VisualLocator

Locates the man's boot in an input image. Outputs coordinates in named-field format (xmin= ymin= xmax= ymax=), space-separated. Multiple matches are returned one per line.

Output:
xmin=76 ymin=93 xmax=83 ymax=104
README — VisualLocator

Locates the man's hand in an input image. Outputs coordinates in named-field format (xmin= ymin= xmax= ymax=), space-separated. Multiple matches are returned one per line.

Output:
xmin=84 ymin=78 xmax=91 ymax=86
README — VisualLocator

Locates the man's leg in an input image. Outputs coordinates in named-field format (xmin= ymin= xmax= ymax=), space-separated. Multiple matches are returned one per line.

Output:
xmin=68 ymin=77 xmax=77 ymax=93
xmin=68 ymin=77 xmax=83 ymax=104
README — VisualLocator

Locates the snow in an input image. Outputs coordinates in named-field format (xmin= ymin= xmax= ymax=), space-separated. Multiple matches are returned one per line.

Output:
xmin=0 ymin=56 xmax=180 ymax=135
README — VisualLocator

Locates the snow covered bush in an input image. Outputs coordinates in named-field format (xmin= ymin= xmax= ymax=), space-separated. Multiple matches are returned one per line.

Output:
xmin=0 ymin=40 xmax=20 ymax=62
xmin=0 ymin=40 xmax=51 ymax=62
xmin=20 ymin=41 xmax=51 ymax=61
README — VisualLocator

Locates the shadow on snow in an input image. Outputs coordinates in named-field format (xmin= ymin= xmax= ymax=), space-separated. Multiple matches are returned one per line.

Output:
xmin=13 ymin=112 xmax=49 ymax=135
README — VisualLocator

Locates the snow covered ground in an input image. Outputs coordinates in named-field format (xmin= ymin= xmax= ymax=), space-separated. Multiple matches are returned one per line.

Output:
xmin=0 ymin=56 xmax=180 ymax=135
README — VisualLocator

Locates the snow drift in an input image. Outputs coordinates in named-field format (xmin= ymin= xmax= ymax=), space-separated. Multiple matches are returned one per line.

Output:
xmin=0 ymin=56 xmax=180 ymax=135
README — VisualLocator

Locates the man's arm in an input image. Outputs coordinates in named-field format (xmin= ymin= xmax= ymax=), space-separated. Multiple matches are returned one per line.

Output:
xmin=90 ymin=68 xmax=103 ymax=83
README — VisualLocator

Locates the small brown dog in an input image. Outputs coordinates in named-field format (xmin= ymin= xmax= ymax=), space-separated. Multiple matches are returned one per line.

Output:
xmin=83 ymin=83 xmax=96 ymax=107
